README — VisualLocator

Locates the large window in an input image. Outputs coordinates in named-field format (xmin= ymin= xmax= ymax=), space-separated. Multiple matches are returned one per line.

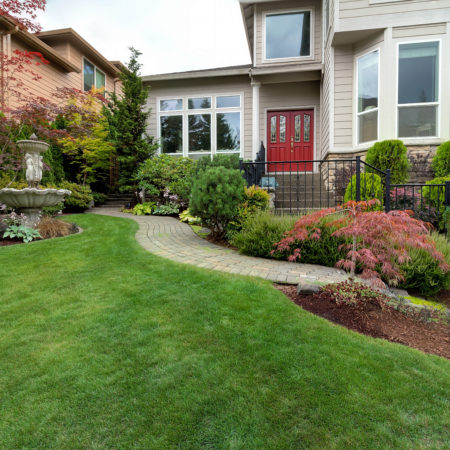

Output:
xmin=158 ymin=94 xmax=242 ymax=157
xmin=83 ymin=58 xmax=106 ymax=94
xmin=397 ymin=41 xmax=440 ymax=138
xmin=357 ymin=50 xmax=379 ymax=144
xmin=265 ymin=10 xmax=311 ymax=60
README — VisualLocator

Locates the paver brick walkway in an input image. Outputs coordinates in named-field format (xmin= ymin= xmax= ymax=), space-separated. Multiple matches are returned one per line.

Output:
xmin=92 ymin=208 xmax=350 ymax=285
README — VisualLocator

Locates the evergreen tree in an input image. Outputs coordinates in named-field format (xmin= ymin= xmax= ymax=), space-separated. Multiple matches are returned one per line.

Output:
xmin=104 ymin=47 xmax=157 ymax=192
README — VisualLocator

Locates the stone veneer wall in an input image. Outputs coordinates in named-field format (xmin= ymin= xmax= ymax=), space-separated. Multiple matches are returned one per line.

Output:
xmin=406 ymin=146 xmax=437 ymax=183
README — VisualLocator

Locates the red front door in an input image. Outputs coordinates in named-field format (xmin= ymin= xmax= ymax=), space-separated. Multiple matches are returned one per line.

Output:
xmin=267 ymin=110 xmax=314 ymax=172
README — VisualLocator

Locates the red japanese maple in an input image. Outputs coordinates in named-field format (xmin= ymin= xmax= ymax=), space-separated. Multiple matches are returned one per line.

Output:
xmin=0 ymin=0 xmax=46 ymax=33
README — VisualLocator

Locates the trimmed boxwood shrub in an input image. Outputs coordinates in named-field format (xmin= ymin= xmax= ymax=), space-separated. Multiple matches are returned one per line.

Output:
xmin=422 ymin=176 xmax=450 ymax=230
xmin=195 ymin=154 xmax=240 ymax=175
xmin=365 ymin=140 xmax=409 ymax=184
xmin=189 ymin=167 xmax=245 ymax=238
xmin=343 ymin=173 xmax=382 ymax=204
xmin=57 ymin=182 xmax=93 ymax=212
xmin=431 ymin=141 xmax=450 ymax=177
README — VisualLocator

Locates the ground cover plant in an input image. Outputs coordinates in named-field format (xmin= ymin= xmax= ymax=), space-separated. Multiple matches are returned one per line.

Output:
xmin=431 ymin=141 xmax=450 ymax=177
xmin=0 ymin=213 xmax=448 ymax=447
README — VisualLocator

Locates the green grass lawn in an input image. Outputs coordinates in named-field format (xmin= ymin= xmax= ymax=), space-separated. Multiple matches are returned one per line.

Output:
xmin=0 ymin=214 xmax=448 ymax=449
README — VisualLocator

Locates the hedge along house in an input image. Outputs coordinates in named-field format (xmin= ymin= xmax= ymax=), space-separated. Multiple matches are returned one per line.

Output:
xmin=143 ymin=0 xmax=450 ymax=183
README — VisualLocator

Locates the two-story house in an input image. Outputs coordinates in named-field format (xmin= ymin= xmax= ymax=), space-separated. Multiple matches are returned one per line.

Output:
xmin=0 ymin=15 xmax=123 ymax=112
xmin=143 ymin=0 xmax=450 ymax=181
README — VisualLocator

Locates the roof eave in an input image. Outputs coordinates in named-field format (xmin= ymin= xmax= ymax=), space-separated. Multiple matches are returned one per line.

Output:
xmin=142 ymin=65 xmax=251 ymax=82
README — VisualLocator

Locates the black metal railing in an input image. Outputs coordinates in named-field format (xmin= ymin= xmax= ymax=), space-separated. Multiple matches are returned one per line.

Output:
xmin=240 ymin=148 xmax=450 ymax=230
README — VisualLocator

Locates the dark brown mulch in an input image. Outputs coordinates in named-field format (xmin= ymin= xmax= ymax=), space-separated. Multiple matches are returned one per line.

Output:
xmin=205 ymin=234 xmax=238 ymax=250
xmin=276 ymin=284 xmax=450 ymax=359
xmin=0 ymin=239 xmax=22 ymax=246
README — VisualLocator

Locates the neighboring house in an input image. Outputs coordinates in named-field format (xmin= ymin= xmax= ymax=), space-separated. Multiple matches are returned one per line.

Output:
xmin=0 ymin=15 xmax=122 ymax=111
xmin=143 ymin=0 xmax=450 ymax=181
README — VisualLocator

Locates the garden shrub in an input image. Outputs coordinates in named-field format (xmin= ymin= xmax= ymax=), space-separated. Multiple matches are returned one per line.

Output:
xmin=230 ymin=211 xmax=298 ymax=258
xmin=179 ymin=209 xmax=201 ymax=225
xmin=42 ymin=203 xmax=64 ymax=216
xmin=343 ymin=173 xmax=382 ymax=204
xmin=56 ymin=182 xmax=93 ymax=212
xmin=365 ymin=139 xmax=409 ymax=184
xmin=421 ymin=176 xmax=450 ymax=230
xmin=136 ymin=155 xmax=196 ymax=206
xmin=195 ymin=153 xmax=240 ymax=174
xmin=92 ymin=192 xmax=107 ymax=206
xmin=189 ymin=167 xmax=245 ymax=238
xmin=431 ymin=141 xmax=450 ymax=177
xmin=153 ymin=203 xmax=179 ymax=216
xmin=132 ymin=202 xmax=155 ymax=216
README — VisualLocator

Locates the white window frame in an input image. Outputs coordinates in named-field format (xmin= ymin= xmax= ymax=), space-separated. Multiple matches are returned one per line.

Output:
xmin=82 ymin=57 xmax=106 ymax=92
xmin=157 ymin=93 xmax=244 ymax=158
xmin=395 ymin=39 xmax=441 ymax=140
xmin=354 ymin=48 xmax=380 ymax=147
xmin=262 ymin=8 xmax=314 ymax=64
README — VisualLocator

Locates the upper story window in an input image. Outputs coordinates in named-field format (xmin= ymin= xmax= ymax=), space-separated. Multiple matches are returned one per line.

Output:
xmin=265 ymin=10 xmax=311 ymax=60
xmin=357 ymin=49 xmax=379 ymax=144
xmin=397 ymin=41 xmax=439 ymax=138
xmin=83 ymin=58 xmax=106 ymax=94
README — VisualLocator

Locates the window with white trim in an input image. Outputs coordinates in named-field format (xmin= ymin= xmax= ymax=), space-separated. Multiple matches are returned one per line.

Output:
xmin=357 ymin=49 xmax=379 ymax=144
xmin=83 ymin=58 xmax=106 ymax=94
xmin=158 ymin=94 xmax=242 ymax=158
xmin=265 ymin=10 xmax=311 ymax=60
xmin=397 ymin=41 xmax=439 ymax=138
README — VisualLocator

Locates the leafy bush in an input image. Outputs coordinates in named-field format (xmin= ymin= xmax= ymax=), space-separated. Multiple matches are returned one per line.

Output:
xmin=136 ymin=155 xmax=196 ymax=206
xmin=365 ymin=140 xmax=409 ymax=184
xmin=344 ymin=173 xmax=382 ymax=204
xmin=189 ymin=167 xmax=245 ymax=238
xmin=274 ymin=201 xmax=449 ymax=289
xmin=132 ymin=202 xmax=155 ymax=216
xmin=3 ymin=224 xmax=40 ymax=243
xmin=179 ymin=209 xmax=201 ymax=225
xmin=230 ymin=211 xmax=298 ymax=258
xmin=37 ymin=216 xmax=76 ymax=239
xmin=421 ymin=176 xmax=450 ymax=230
xmin=195 ymin=154 xmax=240 ymax=174
xmin=153 ymin=203 xmax=179 ymax=216
xmin=92 ymin=192 xmax=107 ymax=206
xmin=42 ymin=203 xmax=64 ymax=217
xmin=431 ymin=141 xmax=450 ymax=177
xmin=0 ymin=172 xmax=27 ymax=189
xmin=57 ymin=182 xmax=93 ymax=212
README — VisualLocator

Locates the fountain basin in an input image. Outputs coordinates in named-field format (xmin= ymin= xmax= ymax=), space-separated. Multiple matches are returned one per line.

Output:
xmin=0 ymin=188 xmax=71 ymax=209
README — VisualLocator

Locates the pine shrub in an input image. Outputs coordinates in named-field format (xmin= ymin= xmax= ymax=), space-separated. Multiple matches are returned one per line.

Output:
xmin=344 ymin=173 xmax=382 ymax=204
xmin=189 ymin=167 xmax=245 ymax=238
xmin=431 ymin=141 xmax=450 ymax=177
xmin=365 ymin=140 xmax=409 ymax=184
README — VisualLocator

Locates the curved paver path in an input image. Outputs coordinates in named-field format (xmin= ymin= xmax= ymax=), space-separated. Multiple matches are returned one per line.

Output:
xmin=92 ymin=207 xmax=350 ymax=285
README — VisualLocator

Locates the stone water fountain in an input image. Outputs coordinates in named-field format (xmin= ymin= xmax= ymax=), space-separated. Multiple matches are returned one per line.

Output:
xmin=0 ymin=134 xmax=71 ymax=228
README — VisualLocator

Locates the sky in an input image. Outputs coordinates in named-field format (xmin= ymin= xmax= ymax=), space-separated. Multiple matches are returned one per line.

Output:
xmin=36 ymin=0 xmax=251 ymax=76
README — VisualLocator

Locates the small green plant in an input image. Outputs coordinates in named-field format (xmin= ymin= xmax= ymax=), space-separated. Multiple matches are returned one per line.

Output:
xmin=51 ymin=182 xmax=93 ymax=212
xmin=3 ymin=225 xmax=41 ymax=243
xmin=132 ymin=202 xmax=156 ymax=216
xmin=195 ymin=154 xmax=240 ymax=175
xmin=92 ymin=192 xmax=108 ymax=206
xmin=431 ymin=141 xmax=450 ymax=177
xmin=153 ymin=203 xmax=179 ymax=216
xmin=189 ymin=167 xmax=245 ymax=239
xmin=365 ymin=140 xmax=409 ymax=184
xmin=343 ymin=173 xmax=382 ymax=204
xmin=421 ymin=176 xmax=450 ymax=230
xmin=179 ymin=209 xmax=201 ymax=225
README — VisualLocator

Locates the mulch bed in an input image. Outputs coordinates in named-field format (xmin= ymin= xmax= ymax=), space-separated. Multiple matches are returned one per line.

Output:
xmin=276 ymin=284 xmax=450 ymax=359
xmin=0 ymin=239 xmax=22 ymax=246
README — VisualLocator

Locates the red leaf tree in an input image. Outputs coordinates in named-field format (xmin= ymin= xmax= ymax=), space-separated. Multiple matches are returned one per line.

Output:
xmin=0 ymin=0 xmax=46 ymax=32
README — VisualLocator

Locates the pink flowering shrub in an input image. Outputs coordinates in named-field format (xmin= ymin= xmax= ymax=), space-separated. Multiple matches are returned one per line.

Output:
xmin=273 ymin=200 xmax=449 ymax=288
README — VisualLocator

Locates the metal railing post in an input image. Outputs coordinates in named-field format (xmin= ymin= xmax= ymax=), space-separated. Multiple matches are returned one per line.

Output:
xmin=355 ymin=156 xmax=361 ymax=202
xmin=385 ymin=169 xmax=391 ymax=213
xmin=445 ymin=181 xmax=450 ymax=208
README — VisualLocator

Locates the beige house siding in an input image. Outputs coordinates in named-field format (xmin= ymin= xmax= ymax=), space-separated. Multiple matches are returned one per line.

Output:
xmin=254 ymin=0 xmax=322 ymax=67
xmin=259 ymin=81 xmax=321 ymax=158
xmin=338 ymin=0 xmax=450 ymax=31
xmin=392 ymin=22 xmax=447 ymax=39
xmin=333 ymin=45 xmax=353 ymax=148
xmin=145 ymin=76 xmax=253 ymax=159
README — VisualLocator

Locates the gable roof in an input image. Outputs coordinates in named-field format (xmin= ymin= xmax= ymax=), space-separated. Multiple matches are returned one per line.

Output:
xmin=0 ymin=16 xmax=80 ymax=73
xmin=36 ymin=28 xmax=121 ymax=77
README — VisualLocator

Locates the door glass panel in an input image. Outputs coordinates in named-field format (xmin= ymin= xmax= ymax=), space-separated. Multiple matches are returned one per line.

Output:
xmin=270 ymin=116 xmax=277 ymax=143
xmin=280 ymin=116 xmax=286 ymax=142
xmin=304 ymin=114 xmax=310 ymax=142
xmin=294 ymin=115 xmax=301 ymax=142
